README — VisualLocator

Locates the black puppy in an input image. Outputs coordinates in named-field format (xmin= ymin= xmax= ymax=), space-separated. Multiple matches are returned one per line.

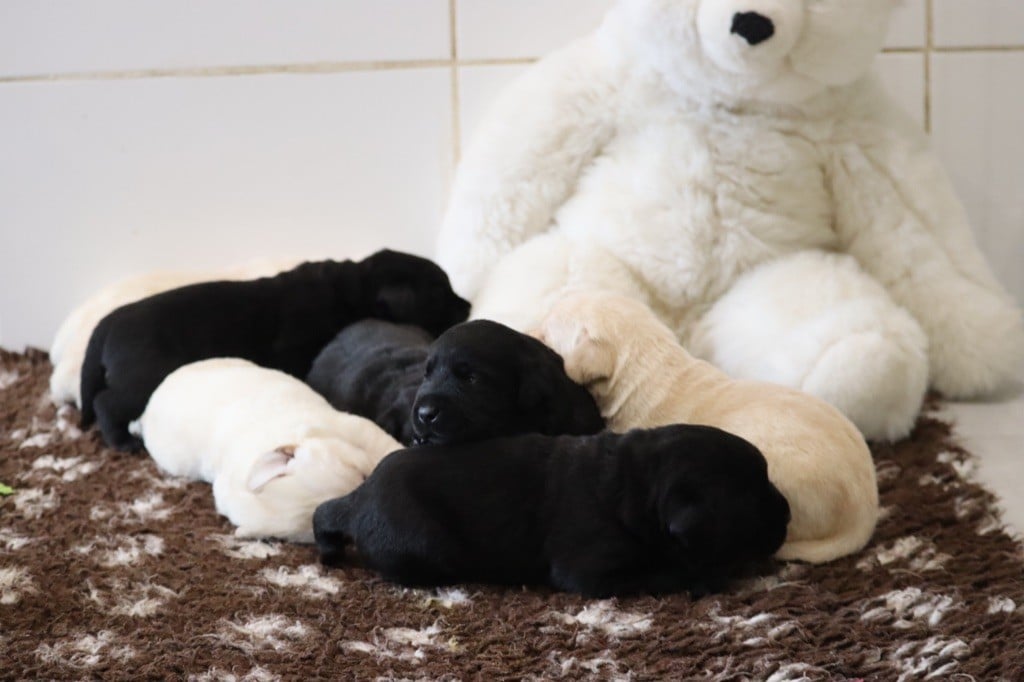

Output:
xmin=410 ymin=319 xmax=605 ymax=445
xmin=80 ymin=250 xmax=470 ymax=451
xmin=307 ymin=320 xmax=433 ymax=446
xmin=313 ymin=424 xmax=790 ymax=598
xmin=308 ymin=318 xmax=604 ymax=447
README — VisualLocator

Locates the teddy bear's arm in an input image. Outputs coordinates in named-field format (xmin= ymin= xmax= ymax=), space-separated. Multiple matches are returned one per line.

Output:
xmin=436 ymin=37 xmax=618 ymax=299
xmin=827 ymin=80 xmax=1023 ymax=397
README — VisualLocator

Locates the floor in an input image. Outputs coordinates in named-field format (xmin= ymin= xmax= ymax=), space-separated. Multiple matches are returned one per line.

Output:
xmin=939 ymin=371 xmax=1024 ymax=534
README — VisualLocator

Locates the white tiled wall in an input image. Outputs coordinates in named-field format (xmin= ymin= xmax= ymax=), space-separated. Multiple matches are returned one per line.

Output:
xmin=1 ymin=0 xmax=1022 ymax=350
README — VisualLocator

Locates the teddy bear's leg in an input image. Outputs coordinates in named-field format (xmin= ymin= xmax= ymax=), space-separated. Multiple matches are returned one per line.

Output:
xmin=471 ymin=233 xmax=649 ymax=333
xmin=687 ymin=251 xmax=929 ymax=441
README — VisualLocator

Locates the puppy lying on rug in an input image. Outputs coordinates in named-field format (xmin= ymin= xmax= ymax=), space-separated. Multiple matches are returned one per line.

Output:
xmin=314 ymin=425 xmax=789 ymax=597
xmin=48 ymin=258 xmax=299 ymax=408
xmin=537 ymin=292 xmax=879 ymax=564
xmin=80 ymin=250 xmax=470 ymax=451
xmin=307 ymin=319 xmax=604 ymax=446
xmin=131 ymin=358 xmax=401 ymax=542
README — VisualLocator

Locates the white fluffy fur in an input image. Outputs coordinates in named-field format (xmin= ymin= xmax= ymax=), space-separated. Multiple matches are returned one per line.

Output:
xmin=48 ymin=258 xmax=300 ymax=408
xmin=537 ymin=292 xmax=879 ymax=564
xmin=131 ymin=359 xmax=401 ymax=543
xmin=438 ymin=0 xmax=1024 ymax=441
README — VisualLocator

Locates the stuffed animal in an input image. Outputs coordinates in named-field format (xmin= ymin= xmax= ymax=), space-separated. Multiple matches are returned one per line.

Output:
xmin=437 ymin=0 xmax=1024 ymax=441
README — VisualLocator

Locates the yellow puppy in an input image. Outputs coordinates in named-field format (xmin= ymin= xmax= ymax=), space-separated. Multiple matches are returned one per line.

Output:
xmin=537 ymin=291 xmax=878 ymax=564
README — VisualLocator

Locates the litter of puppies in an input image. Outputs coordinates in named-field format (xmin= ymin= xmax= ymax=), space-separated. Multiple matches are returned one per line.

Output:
xmin=53 ymin=250 xmax=880 ymax=597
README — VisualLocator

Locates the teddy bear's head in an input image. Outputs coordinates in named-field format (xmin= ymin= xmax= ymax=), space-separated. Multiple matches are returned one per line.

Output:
xmin=599 ymin=0 xmax=897 ymax=106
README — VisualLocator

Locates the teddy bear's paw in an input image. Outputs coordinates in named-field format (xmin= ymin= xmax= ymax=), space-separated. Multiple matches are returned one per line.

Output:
xmin=925 ymin=296 xmax=1024 ymax=400
xmin=801 ymin=330 xmax=929 ymax=442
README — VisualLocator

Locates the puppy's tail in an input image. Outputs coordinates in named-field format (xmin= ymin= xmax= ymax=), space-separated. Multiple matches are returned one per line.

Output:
xmin=774 ymin=508 xmax=878 ymax=564
xmin=79 ymin=316 xmax=109 ymax=428
xmin=312 ymin=495 xmax=355 ymax=567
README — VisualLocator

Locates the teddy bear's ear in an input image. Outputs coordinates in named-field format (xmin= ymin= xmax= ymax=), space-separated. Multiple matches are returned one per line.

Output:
xmin=247 ymin=445 xmax=297 ymax=492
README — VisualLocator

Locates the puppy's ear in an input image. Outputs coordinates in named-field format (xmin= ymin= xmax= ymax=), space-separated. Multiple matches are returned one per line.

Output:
xmin=543 ymin=321 xmax=613 ymax=386
xmin=666 ymin=504 xmax=705 ymax=552
xmin=517 ymin=344 xmax=597 ymax=435
xmin=517 ymin=356 xmax=557 ymax=415
xmin=247 ymin=445 xmax=297 ymax=492
xmin=373 ymin=285 xmax=417 ymax=319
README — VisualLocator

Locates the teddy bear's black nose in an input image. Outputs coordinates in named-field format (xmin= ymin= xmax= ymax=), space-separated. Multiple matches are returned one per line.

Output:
xmin=731 ymin=11 xmax=775 ymax=46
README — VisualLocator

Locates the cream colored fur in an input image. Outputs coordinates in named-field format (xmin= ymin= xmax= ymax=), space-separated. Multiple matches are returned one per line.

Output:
xmin=131 ymin=358 xmax=401 ymax=543
xmin=48 ymin=257 xmax=301 ymax=408
xmin=537 ymin=292 xmax=879 ymax=564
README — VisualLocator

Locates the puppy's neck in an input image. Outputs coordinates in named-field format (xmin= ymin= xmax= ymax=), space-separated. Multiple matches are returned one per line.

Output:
xmin=602 ymin=331 xmax=728 ymax=429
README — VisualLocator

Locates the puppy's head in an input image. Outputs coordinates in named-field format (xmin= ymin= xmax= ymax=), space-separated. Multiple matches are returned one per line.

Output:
xmin=245 ymin=438 xmax=367 ymax=499
xmin=358 ymin=250 xmax=471 ymax=336
xmin=657 ymin=430 xmax=790 ymax=573
xmin=411 ymin=320 xmax=604 ymax=445
xmin=536 ymin=292 xmax=671 ymax=385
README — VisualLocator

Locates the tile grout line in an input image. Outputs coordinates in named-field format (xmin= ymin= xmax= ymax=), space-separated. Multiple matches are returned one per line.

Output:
xmin=449 ymin=0 xmax=462 ymax=165
xmin=4 ymin=46 xmax=1024 ymax=85
xmin=924 ymin=0 xmax=934 ymax=134
xmin=0 ymin=60 xmax=455 ymax=83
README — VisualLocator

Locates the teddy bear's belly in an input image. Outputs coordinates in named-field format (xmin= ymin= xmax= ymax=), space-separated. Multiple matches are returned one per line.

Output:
xmin=556 ymin=122 xmax=838 ymax=318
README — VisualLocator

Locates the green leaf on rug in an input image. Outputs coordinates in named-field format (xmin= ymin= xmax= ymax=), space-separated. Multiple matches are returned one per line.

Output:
xmin=0 ymin=483 xmax=13 ymax=496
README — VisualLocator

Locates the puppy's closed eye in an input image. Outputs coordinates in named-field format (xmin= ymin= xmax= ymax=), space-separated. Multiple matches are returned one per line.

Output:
xmin=452 ymin=362 xmax=477 ymax=383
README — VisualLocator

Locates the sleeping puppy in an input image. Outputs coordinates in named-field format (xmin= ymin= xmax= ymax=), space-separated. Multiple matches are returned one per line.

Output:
xmin=131 ymin=358 xmax=401 ymax=542
xmin=80 ymin=250 xmax=470 ymax=451
xmin=48 ymin=257 xmax=300 ymax=408
xmin=306 ymin=320 xmax=434 ymax=446
xmin=308 ymin=318 xmax=604 ymax=446
xmin=410 ymin=319 xmax=605 ymax=445
xmin=536 ymin=292 xmax=879 ymax=564
xmin=313 ymin=425 xmax=790 ymax=597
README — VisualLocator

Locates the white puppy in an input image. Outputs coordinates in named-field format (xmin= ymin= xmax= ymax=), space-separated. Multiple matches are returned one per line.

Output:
xmin=130 ymin=358 xmax=401 ymax=542
xmin=537 ymin=292 xmax=879 ymax=564
xmin=48 ymin=258 xmax=301 ymax=407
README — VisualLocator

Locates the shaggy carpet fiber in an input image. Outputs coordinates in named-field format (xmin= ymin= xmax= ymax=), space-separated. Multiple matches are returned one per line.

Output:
xmin=2 ymin=348 xmax=1023 ymax=680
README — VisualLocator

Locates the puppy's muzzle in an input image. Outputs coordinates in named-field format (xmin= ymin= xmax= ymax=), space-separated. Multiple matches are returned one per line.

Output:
xmin=411 ymin=395 xmax=458 ymax=445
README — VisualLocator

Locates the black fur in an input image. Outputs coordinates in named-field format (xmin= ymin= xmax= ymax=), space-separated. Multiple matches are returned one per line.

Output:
xmin=79 ymin=250 xmax=469 ymax=451
xmin=411 ymin=319 xmax=605 ymax=446
xmin=306 ymin=320 xmax=433 ymax=446
xmin=313 ymin=424 xmax=791 ymax=598
xmin=307 ymin=318 xmax=604 ymax=447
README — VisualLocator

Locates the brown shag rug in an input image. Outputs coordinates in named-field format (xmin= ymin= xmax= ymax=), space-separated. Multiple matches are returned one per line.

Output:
xmin=2 ymin=348 xmax=1023 ymax=681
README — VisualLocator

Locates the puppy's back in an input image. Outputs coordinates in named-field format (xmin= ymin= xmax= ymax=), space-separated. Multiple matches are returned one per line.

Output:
xmin=135 ymin=358 xmax=278 ymax=480
xmin=136 ymin=359 xmax=342 ymax=478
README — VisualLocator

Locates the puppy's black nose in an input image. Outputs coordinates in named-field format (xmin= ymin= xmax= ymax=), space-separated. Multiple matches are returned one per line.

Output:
xmin=416 ymin=404 xmax=440 ymax=425
xmin=731 ymin=12 xmax=774 ymax=46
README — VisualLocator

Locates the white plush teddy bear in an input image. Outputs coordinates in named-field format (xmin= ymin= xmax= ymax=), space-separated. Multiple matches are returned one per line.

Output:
xmin=437 ymin=0 xmax=1024 ymax=441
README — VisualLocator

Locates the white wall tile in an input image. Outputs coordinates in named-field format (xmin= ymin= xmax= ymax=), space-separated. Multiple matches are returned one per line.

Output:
xmin=931 ymin=52 xmax=1024 ymax=304
xmin=875 ymin=53 xmax=927 ymax=128
xmin=457 ymin=0 xmax=610 ymax=60
xmin=455 ymin=0 xmax=926 ymax=60
xmin=0 ymin=0 xmax=450 ymax=78
xmin=458 ymin=63 xmax=530 ymax=151
xmin=885 ymin=0 xmax=926 ymax=49
xmin=0 ymin=69 xmax=452 ymax=349
xmin=933 ymin=0 xmax=1024 ymax=47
